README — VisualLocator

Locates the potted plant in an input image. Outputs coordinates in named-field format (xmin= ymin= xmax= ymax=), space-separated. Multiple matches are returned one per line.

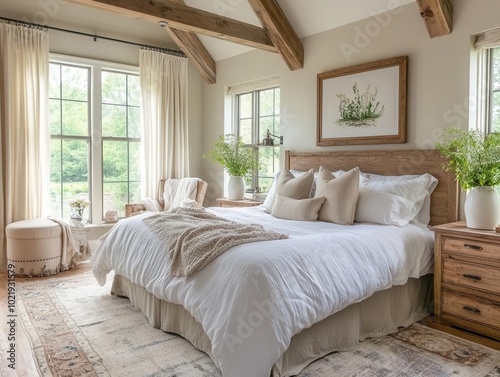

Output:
xmin=204 ymin=134 xmax=257 ymax=200
xmin=436 ymin=128 xmax=500 ymax=229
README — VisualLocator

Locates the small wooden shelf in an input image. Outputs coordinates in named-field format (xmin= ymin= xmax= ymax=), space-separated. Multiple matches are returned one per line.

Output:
xmin=216 ymin=198 xmax=262 ymax=208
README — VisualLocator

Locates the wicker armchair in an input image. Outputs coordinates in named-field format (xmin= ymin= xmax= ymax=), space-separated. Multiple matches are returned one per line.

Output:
xmin=125 ymin=179 xmax=208 ymax=217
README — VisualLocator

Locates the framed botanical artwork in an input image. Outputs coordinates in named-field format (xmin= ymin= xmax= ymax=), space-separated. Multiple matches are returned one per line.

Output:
xmin=317 ymin=56 xmax=408 ymax=146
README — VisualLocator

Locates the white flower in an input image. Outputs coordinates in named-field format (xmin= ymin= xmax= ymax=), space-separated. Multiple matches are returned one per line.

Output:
xmin=69 ymin=196 xmax=90 ymax=209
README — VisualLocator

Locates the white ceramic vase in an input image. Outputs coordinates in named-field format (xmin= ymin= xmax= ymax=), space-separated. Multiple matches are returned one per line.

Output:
xmin=228 ymin=176 xmax=245 ymax=200
xmin=464 ymin=186 xmax=500 ymax=230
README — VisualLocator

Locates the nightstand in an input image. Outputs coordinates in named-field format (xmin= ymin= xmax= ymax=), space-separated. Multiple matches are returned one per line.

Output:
xmin=216 ymin=198 xmax=262 ymax=208
xmin=431 ymin=221 xmax=500 ymax=340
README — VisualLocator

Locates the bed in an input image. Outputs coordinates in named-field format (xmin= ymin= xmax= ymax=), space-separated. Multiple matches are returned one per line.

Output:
xmin=92 ymin=149 xmax=458 ymax=377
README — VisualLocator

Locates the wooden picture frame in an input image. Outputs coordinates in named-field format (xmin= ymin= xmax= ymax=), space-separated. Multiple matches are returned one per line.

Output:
xmin=317 ymin=56 xmax=408 ymax=146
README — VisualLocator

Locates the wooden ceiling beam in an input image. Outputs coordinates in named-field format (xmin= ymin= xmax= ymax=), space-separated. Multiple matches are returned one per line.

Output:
xmin=66 ymin=0 xmax=277 ymax=52
xmin=247 ymin=0 xmax=304 ymax=70
xmin=167 ymin=0 xmax=215 ymax=84
xmin=416 ymin=0 xmax=453 ymax=38
xmin=168 ymin=28 xmax=216 ymax=84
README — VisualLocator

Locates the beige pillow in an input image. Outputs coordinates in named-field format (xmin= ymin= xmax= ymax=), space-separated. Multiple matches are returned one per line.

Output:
xmin=275 ymin=168 xmax=314 ymax=200
xmin=272 ymin=194 xmax=326 ymax=221
xmin=314 ymin=166 xmax=360 ymax=225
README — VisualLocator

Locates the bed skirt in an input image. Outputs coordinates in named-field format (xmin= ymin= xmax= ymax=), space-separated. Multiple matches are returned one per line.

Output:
xmin=111 ymin=274 xmax=433 ymax=377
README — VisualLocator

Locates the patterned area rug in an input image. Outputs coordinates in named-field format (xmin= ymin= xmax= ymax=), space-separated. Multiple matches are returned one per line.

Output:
xmin=11 ymin=272 xmax=500 ymax=377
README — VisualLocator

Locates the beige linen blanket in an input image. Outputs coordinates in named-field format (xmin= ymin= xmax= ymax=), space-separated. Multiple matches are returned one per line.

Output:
xmin=142 ymin=207 xmax=288 ymax=276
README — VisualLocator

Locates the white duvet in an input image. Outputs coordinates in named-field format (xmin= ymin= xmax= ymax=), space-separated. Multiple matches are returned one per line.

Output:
xmin=92 ymin=206 xmax=434 ymax=377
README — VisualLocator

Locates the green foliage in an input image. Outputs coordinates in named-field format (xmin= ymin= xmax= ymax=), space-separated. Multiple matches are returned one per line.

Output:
xmin=204 ymin=134 xmax=258 ymax=177
xmin=336 ymin=83 xmax=385 ymax=124
xmin=435 ymin=128 xmax=500 ymax=190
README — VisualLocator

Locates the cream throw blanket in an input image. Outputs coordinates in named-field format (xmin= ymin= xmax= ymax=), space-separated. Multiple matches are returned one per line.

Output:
xmin=48 ymin=218 xmax=81 ymax=270
xmin=142 ymin=208 xmax=288 ymax=276
xmin=163 ymin=178 xmax=199 ymax=211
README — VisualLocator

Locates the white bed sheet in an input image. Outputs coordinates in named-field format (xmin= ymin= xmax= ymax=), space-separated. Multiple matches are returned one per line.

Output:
xmin=92 ymin=206 xmax=434 ymax=377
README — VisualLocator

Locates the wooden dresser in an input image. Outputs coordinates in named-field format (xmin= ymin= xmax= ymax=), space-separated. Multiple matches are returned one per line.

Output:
xmin=431 ymin=221 xmax=500 ymax=340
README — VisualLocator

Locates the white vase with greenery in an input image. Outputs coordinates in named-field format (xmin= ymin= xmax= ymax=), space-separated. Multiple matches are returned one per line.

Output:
xmin=204 ymin=134 xmax=257 ymax=200
xmin=436 ymin=128 xmax=500 ymax=229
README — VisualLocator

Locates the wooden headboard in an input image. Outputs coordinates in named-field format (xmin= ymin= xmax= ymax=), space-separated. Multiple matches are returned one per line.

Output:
xmin=285 ymin=149 xmax=458 ymax=226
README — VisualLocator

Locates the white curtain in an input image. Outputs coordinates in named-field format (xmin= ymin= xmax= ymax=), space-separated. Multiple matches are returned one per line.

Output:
xmin=139 ymin=49 xmax=189 ymax=199
xmin=0 ymin=23 xmax=50 ymax=269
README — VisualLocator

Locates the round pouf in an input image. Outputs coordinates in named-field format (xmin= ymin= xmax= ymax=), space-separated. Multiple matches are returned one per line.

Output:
xmin=6 ymin=218 xmax=62 ymax=277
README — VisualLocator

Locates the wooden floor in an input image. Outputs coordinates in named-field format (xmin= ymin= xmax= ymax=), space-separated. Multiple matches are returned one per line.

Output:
xmin=1 ymin=263 xmax=500 ymax=376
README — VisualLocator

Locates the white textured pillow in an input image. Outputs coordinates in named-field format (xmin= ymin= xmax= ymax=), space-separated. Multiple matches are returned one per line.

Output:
xmin=272 ymin=194 xmax=325 ymax=221
xmin=359 ymin=172 xmax=438 ymax=225
xmin=355 ymin=175 xmax=432 ymax=227
xmin=314 ymin=166 xmax=360 ymax=225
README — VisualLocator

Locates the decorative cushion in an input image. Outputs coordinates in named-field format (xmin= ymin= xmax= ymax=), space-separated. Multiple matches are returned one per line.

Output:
xmin=276 ymin=168 xmax=314 ymax=198
xmin=271 ymin=194 xmax=326 ymax=221
xmin=314 ymin=167 xmax=360 ymax=225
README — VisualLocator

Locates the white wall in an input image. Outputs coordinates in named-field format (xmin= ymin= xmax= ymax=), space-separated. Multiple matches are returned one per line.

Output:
xmin=201 ymin=0 xmax=500 ymax=210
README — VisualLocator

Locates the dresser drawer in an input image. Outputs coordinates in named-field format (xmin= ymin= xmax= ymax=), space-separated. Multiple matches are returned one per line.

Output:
xmin=443 ymin=259 xmax=500 ymax=295
xmin=442 ymin=290 xmax=500 ymax=330
xmin=442 ymin=236 xmax=500 ymax=261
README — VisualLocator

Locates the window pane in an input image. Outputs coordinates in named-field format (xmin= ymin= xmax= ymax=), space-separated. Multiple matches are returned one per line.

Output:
xmin=62 ymin=101 xmax=89 ymax=136
xmin=493 ymin=48 xmax=500 ymax=91
xmin=62 ymin=139 xmax=89 ymax=183
xmin=239 ymin=93 xmax=252 ymax=119
xmin=103 ymin=182 xmax=128 ymax=217
xmin=492 ymin=91 xmax=500 ymax=133
xmin=102 ymin=104 xmax=127 ymax=137
xmin=259 ymin=116 xmax=274 ymax=141
xmin=129 ymin=182 xmax=141 ymax=206
xmin=102 ymin=71 xmax=126 ymax=104
xmin=259 ymin=89 xmax=274 ymax=116
xmin=49 ymin=64 xmax=61 ymax=99
xmin=128 ymin=75 xmax=140 ymax=106
xmin=49 ymin=99 xmax=61 ymax=134
xmin=61 ymin=66 xmax=88 ymax=101
xmin=103 ymin=140 xmax=128 ymax=181
xmin=239 ymin=119 xmax=252 ymax=144
xmin=129 ymin=141 xmax=141 ymax=181
xmin=128 ymin=106 xmax=141 ymax=138
xmin=274 ymin=89 xmax=280 ymax=115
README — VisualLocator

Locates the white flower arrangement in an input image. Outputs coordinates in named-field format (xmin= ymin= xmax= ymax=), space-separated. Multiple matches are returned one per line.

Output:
xmin=69 ymin=196 xmax=90 ymax=209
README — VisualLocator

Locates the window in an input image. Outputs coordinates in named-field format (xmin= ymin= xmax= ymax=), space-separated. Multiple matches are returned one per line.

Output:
xmin=49 ymin=56 xmax=141 ymax=222
xmin=235 ymin=87 xmax=280 ymax=193
xmin=488 ymin=47 xmax=500 ymax=133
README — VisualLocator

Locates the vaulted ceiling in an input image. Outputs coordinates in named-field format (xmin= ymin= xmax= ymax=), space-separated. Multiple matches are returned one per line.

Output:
xmin=0 ymin=0 xmax=453 ymax=84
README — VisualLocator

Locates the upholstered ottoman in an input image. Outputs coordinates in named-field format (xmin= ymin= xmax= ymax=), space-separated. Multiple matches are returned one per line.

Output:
xmin=6 ymin=218 xmax=62 ymax=277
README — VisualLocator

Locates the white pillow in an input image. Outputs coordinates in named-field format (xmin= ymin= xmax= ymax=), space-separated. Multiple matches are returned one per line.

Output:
xmin=355 ymin=175 xmax=434 ymax=227
xmin=359 ymin=172 xmax=438 ymax=225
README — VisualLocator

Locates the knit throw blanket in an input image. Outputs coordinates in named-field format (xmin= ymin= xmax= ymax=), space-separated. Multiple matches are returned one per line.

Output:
xmin=142 ymin=207 xmax=288 ymax=276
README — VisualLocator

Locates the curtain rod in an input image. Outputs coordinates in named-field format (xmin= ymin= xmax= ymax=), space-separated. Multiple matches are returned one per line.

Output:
xmin=0 ymin=16 xmax=187 ymax=58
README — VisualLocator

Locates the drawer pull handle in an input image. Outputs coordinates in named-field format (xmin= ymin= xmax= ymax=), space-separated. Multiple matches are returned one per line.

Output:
xmin=463 ymin=243 xmax=483 ymax=250
xmin=463 ymin=305 xmax=481 ymax=314
xmin=463 ymin=273 xmax=481 ymax=281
